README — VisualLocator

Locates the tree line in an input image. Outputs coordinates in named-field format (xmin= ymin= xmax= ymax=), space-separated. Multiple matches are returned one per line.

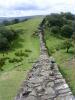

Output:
xmin=1 ymin=18 xmax=28 ymax=26
xmin=41 ymin=12 xmax=75 ymax=53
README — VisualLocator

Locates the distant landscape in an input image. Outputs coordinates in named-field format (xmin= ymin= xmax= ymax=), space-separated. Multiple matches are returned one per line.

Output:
xmin=0 ymin=15 xmax=44 ymax=23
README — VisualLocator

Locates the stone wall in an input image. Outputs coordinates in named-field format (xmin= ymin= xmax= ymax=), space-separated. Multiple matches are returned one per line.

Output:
xmin=14 ymin=30 xmax=74 ymax=100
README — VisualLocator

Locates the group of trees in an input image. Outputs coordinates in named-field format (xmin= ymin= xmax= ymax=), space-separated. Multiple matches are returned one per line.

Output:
xmin=2 ymin=18 xmax=20 ymax=26
xmin=0 ymin=26 xmax=19 ymax=52
xmin=42 ymin=12 xmax=75 ymax=53
xmin=1 ymin=18 xmax=29 ymax=26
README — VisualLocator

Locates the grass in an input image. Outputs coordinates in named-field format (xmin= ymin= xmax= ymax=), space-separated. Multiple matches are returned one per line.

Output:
xmin=0 ymin=16 xmax=43 ymax=100
xmin=44 ymin=28 xmax=75 ymax=95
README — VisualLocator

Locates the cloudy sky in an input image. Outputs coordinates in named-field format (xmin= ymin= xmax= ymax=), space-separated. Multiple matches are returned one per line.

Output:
xmin=0 ymin=0 xmax=74 ymax=17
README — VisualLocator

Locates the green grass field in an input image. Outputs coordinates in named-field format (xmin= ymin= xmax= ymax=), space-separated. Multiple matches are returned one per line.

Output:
xmin=44 ymin=29 xmax=75 ymax=95
xmin=0 ymin=17 xmax=43 ymax=100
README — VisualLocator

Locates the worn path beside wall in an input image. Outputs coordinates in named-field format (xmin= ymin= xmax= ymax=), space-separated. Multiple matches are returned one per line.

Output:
xmin=14 ymin=30 xmax=74 ymax=100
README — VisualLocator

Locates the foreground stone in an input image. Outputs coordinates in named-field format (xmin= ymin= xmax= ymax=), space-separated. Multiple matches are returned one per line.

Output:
xmin=14 ymin=30 xmax=74 ymax=100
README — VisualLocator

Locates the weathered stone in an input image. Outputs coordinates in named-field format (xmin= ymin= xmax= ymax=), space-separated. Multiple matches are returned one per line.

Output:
xmin=28 ymin=77 xmax=43 ymax=84
xmin=58 ymin=88 xmax=71 ymax=94
xmin=29 ymin=90 xmax=37 ymax=96
xmin=47 ymin=82 xmax=54 ymax=87
xmin=36 ymin=86 xmax=45 ymax=93
xmin=41 ymin=94 xmax=56 ymax=100
xmin=55 ymin=84 xmax=69 ymax=90
xmin=25 ymin=96 xmax=37 ymax=100
xmin=45 ymin=87 xmax=55 ymax=95
xmin=22 ymin=90 xmax=31 ymax=97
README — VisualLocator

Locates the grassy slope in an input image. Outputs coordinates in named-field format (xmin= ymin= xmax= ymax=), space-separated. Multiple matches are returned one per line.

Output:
xmin=0 ymin=17 xmax=43 ymax=100
xmin=45 ymin=29 xmax=75 ymax=95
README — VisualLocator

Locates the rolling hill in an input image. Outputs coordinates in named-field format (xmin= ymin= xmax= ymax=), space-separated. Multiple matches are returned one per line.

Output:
xmin=0 ymin=16 xmax=43 ymax=100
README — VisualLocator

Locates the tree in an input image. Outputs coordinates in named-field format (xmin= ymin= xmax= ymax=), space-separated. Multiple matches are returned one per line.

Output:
xmin=51 ymin=26 xmax=60 ymax=34
xmin=46 ymin=13 xmax=64 ymax=27
xmin=64 ymin=39 xmax=73 ymax=53
xmin=0 ymin=26 xmax=20 ymax=53
xmin=63 ymin=12 xmax=75 ymax=20
xmin=0 ymin=37 xmax=10 ymax=51
xmin=40 ymin=18 xmax=46 ymax=27
xmin=0 ymin=26 xmax=15 ymax=41
xmin=2 ymin=20 xmax=10 ymax=25
xmin=12 ymin=18 xmax=19 ymax=24
xmin=2 ymin=29 xmax=15 ymax=41
xmin=61 ymin=25 xmax=73 ymax=38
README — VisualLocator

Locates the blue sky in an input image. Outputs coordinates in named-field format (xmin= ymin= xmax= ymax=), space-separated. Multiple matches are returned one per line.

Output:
xmin=0 ymin=0 xmax=74 ymax=17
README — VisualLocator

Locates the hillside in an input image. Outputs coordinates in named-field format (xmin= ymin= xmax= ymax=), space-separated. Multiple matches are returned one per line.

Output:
xmin=43 ymin=13 xmax=75 ymax=95
xmin=44 ymin=29 xmax=75 ymax=95
xmin=0 ymin=15 xmax=44 ymax=23
xmin=0 ymin=17 xmax=43 ymax=100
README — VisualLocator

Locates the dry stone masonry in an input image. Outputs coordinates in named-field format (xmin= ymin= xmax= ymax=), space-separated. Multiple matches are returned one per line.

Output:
xmin=14 ymin=29 xmax=74 ymax=100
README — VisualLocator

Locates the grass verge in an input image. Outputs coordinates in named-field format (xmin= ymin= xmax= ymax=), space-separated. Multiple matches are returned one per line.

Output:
xmin=44 ymin=28 xmax=75 ymax=95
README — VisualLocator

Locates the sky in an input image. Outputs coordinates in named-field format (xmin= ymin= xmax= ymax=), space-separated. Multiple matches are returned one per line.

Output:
xmin=0 ymin=0 xmax=74 ymax=17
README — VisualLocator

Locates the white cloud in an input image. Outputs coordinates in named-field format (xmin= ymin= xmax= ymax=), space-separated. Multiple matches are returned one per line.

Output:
xmin=0 ymin=0 xmax=74 ymax=17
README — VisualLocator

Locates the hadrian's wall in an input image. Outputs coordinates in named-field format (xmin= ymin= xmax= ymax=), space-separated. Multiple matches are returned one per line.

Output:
xmin=14 ymin=30 xmax=73 ymax=100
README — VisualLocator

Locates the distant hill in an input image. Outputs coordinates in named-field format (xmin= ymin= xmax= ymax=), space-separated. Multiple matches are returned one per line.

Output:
xmin=0 ymin=15 xmax=44 ymax=23
xmin=0 ymin=16 xmax=31 ymax=23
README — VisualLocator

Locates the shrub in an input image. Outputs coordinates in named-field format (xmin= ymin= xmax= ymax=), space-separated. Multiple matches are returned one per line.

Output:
xmin=9 ymin=58 xmax=22 ymax=63
xmin=25 ymin=49 xmax=32 ymax=52
xmin=55 ymin=42 xmax=66 ymax=50
xmin=61 ymin=25 xmax=73 ymax=38
xmin=0 ymin=58 xmax=5 ymax=71
xmin=51 ymin=26 xmax=60 ymax=34
xmin=0 ymin=37 xmax=10 ymax=51
xmin=1 ymin=57 xmax=10 ymax=61
xmin=48 ymin=48 xmax=56 ymax=55
xmin=24 ymin=54 xmax=29 ymax=57
xmin=64 ymin=39 xmax=73 ymax=53
xmin=15 ymin=51 xmax=29 ymax=57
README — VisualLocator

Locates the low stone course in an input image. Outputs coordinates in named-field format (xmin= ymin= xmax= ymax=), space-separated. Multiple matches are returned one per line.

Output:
xmin=14 ymin=30 xmax=74 ymax=100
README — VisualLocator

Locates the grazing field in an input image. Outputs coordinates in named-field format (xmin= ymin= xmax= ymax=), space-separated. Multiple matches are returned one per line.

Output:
xmin=0 ymin=17 xmax=43 ymax=100
xmin=44 ymin=29 xmax=75 ymax=95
